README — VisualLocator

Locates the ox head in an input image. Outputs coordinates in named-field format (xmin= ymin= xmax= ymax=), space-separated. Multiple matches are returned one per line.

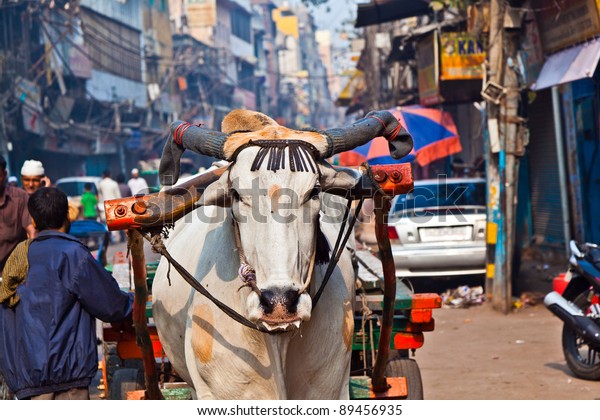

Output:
xmin=159 ymin=110 xmax=413 ymax=332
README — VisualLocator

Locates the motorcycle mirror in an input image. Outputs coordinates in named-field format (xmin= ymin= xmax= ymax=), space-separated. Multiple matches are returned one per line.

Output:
xmin=570 ymin=240 xmax=584 ymax=258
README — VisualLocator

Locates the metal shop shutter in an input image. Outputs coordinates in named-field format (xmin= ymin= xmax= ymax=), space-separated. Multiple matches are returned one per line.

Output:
xmin=526 ymin=89 xmax=565 ymax=247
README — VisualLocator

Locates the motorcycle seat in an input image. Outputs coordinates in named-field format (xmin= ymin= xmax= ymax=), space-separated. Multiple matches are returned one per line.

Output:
xmin=586 ymin=247 xmax=600 ymax=267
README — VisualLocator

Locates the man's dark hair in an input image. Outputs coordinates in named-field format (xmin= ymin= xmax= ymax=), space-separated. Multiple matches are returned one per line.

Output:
xmin=0 ymin=155 xmax=6 ymax=171
xmin=102 ymin=169 xmax=111 ymax=178
xmin=116 ymin=173 xmax=125 ymax=183
xmin=84 ymin=182 xmax=93 ymax=191
xmin=28 ymin=187 xmax=68 ymax=231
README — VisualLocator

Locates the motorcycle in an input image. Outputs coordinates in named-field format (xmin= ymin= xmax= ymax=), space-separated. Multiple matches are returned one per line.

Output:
xmin=544 ymin=240 xmax=600 ymax=380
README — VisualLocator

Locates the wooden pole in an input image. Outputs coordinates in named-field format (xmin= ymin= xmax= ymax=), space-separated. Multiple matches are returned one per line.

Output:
xmin=129 ymin=229 xmax=163 ymax=400
xmin=371 ymin=194 xmax=394 ymax=392
xmin=486 ymin=0 xmax=522 ymax=313
xmin=486 ymin=0 xmax=507 ymax=311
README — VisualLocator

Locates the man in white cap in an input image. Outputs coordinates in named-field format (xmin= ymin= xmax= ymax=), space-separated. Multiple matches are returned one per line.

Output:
xmin=127 ymin=168 xmax=148 ymax=195
xmin=20 ymin=160 xmax=50 ymax=196
xmin=0 ymin=155 xmax=35 ymax=273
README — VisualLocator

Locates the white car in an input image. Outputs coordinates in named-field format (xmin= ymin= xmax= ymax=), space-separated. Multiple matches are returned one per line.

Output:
xmin=55 ymin=176 xmax=104 ymax=221
xmin=388 ymin=177 xmax=487 ymax=278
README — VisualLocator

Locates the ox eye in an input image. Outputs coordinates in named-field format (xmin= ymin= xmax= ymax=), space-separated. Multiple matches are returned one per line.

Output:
xmin=309 ymin=186 xmax=321 ymax=200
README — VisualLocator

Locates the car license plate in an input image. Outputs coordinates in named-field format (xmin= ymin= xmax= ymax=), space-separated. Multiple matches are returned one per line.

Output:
xmin=419 ymin=226 xmax=472 ymax=242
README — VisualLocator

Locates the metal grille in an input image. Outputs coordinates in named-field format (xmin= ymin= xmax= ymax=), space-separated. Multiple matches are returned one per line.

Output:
xmin=527 ymin=89 xmax=565 ymax=247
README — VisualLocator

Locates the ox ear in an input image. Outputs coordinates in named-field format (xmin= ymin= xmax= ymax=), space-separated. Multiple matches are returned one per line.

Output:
xmin=319 ymin=161 xmax=362 ymax=194
xmin=196 ymin=170 xmax=232 ymax=208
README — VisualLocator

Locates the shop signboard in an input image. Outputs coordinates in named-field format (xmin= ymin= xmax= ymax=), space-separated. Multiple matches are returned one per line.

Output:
xmin=520 ymin=11 xmax=545 ymax=86
xmin=416 ymin=32 xmax=442 ymax=106
xmin=440 ymin=32 xmax=485 ymax=80
xmin=533 ymin=0 xmax=600 ymax=54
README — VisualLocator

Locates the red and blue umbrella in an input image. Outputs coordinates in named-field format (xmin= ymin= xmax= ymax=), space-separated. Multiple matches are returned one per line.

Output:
xmin=337 ymin=105 xmax=462 ymax=167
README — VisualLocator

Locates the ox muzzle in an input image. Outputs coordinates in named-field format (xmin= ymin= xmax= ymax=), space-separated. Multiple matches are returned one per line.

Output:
xmin=246 ymin=286 xmax=312 ymax=332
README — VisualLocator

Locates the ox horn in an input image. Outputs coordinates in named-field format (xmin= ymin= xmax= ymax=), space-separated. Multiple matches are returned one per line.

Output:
xmin=320 ymin=110 xmax=413 ymax=160
xmin=159 ymin=121 xmax=228 ymax=186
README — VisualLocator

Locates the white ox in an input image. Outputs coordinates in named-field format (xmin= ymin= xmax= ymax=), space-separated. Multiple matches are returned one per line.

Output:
xmin=151 ymin=110 xmax=411 ymax=399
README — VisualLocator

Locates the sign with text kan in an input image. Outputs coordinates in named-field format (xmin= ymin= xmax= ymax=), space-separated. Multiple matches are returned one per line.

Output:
xmin=440 ymin=32 xmax=485 ymax=81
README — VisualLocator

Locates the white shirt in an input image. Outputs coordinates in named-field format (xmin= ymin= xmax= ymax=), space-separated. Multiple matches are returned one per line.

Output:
xmin=128 ymin=177 xmax=149 ymax=195
xmin=98 ymin=177 xmax=121 ymax=201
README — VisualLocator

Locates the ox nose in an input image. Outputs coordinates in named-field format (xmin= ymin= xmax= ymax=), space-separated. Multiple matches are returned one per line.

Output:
xmin=259 ymin=288 xmax=300 ymax=316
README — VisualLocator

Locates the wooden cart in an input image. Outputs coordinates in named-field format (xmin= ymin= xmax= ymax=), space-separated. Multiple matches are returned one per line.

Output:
xmin=99 ymin=163 xmax=441 ymax=400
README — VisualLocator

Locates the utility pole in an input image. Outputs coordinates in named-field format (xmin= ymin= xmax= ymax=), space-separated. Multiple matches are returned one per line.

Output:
xmin=485 ymin=0 xmax=522 ymax=313
xmin=365 ymin=26 xmax=380 ymax=110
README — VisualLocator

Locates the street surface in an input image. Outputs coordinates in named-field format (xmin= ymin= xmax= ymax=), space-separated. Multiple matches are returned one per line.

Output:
xmin=414 ymin=303 xmax=599 ymax=399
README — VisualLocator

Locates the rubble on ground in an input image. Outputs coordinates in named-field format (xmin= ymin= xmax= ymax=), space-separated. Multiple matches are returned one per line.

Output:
xmin=441 ymin=285 xmax=485 ymax=308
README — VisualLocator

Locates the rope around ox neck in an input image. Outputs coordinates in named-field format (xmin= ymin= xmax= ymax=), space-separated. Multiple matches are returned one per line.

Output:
xmin=142 ymin=231 xmax=271 ymax=333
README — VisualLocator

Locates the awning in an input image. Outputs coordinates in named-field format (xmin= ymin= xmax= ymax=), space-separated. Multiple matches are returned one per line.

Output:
xmin=532 ymin=40 xmax=600 ymax=91
xmin=355 ymin=0 xmax=430 ymax=28
xmin=335 ymin=70 xmax=365 ymax=107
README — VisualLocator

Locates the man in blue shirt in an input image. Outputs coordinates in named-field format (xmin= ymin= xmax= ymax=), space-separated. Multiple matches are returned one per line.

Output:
xmin=0 ymin=187 xmax=134 ymax=400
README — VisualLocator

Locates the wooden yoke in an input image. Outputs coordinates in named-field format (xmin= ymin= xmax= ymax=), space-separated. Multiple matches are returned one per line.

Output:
xmin=104 ymin=163 xmax=413 ymax=231
xmin=104 ymin=165 xmax=229 ymax=232
xmin=367 ymin=164 xmax=413 ymax=196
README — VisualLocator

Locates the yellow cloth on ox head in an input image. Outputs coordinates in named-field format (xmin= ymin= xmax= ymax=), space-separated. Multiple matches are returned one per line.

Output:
xmin=0 ymin=239 xmax=31 ymax=308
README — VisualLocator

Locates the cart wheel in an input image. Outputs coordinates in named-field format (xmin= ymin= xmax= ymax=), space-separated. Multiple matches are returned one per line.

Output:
xmin=108 ymin=368 xmax=145 ymax=400
xmin=386 ymin=357 xmax=423 ymax=400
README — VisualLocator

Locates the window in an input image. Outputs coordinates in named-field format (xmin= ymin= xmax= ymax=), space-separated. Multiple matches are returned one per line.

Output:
xmin=231 ymin=9 xmax=251 ymax=42
xmin=237 ymin=60 xmax=254 ymax=91
xmin=81 ymin=8 xmax=142 ymax=82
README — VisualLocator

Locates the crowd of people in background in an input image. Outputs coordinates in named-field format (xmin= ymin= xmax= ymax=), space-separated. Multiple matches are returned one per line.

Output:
xmin=2 ymin=161 xmax=151 ymax=235
xmin=0 ymin=156 xmax=154 ymax=277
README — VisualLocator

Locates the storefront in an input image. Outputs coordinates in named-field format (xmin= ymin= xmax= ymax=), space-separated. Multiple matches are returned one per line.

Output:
xmin=523 ymin=0 xmax=600 ymax=252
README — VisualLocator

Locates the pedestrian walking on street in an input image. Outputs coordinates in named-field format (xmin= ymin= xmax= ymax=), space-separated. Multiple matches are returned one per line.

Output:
xmin=98 ymin=169 xmax=121 ymax=202
xmin=0 ymin=187 xmax=133 ymax=400
xmin=0 ymin=155 xmax=35 ymax=273
xmin=98 ymin=170 xmax=121 ymax=242
xmin=20 ymin=160 xmax=51 ymax=195
xmin=127 ymin=168 xmax=149 ymax=195
xmin=80 ymin=183 xmax=98 ymax=221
